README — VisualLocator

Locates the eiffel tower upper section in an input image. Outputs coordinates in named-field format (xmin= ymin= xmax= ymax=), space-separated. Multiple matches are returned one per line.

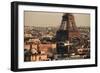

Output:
xmin=58 ymin=13 xmax=80 ymax=41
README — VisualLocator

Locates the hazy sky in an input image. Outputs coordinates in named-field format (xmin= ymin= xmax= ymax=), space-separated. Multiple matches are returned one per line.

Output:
xmin=24 ymin=11 xmax=90 ymax=27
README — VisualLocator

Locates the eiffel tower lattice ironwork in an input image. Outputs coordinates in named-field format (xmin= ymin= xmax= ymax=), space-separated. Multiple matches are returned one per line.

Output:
xmin=59 ymin=13 xmax=80 ymax=41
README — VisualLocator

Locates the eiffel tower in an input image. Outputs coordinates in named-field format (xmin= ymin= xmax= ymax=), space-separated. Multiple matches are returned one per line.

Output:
xmin=56 ymin=13 xmax=81 ymax=56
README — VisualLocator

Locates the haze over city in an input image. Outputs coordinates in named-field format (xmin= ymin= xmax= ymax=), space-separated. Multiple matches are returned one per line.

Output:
xmin=24 ymin=11 xmax=90 ymax=27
